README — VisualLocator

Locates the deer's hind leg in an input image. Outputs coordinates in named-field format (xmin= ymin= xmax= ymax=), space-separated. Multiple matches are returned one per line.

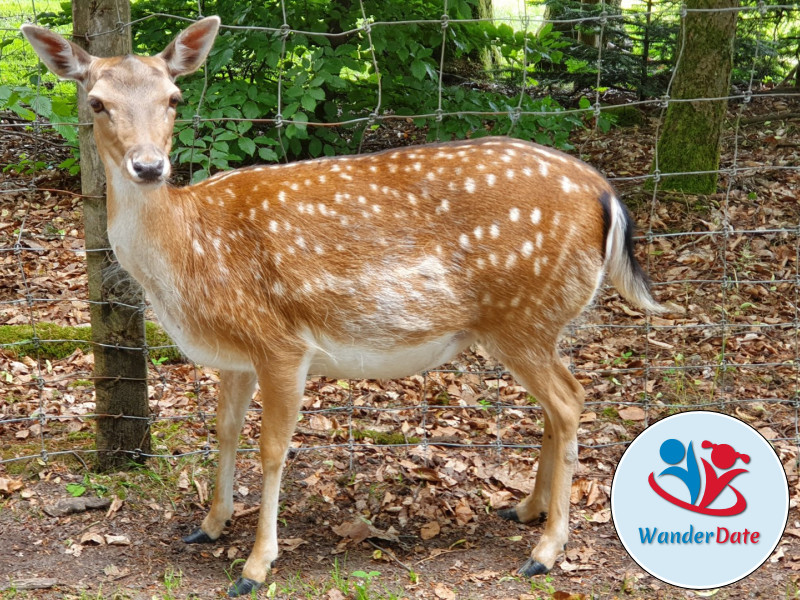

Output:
xmin=492 ymin=346 xmax=585 ymax=576
xmin=183 ymin=369 xmax=257 ymax=544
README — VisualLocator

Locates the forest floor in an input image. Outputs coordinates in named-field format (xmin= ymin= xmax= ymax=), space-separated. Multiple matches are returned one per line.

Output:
xmin=2 ymin=94 xmax=800 ymax=599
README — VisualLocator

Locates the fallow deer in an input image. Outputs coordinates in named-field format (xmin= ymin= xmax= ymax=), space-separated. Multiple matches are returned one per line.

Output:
xmin=22 ymin=17 xmax=663 ymax=596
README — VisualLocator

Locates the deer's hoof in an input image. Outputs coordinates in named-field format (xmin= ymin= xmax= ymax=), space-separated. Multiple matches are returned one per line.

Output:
xmin=518 ymin=557 xmax=550 ymax=577
xmin=497 ymin=507 xmax=520 ymax=522
xmin=227 ymin=577 xmax=263 ymax=597
xmin=497 ymin=508 xmax=547 ymax=525
xmin=182 ymin=528 xmax=215 ymax=544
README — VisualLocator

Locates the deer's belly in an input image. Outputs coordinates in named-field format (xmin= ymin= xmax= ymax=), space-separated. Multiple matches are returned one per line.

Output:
xmin=303 ymin=329 xmax=474 ymax=380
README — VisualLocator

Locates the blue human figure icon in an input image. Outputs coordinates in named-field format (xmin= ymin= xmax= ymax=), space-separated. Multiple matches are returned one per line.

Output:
xmin=658 ymin=438 xmax=701 ymax=505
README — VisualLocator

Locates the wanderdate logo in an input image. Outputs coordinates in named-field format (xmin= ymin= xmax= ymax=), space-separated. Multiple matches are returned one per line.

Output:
xmin=611 ymin=412 xmax=788 ymax=589
xmin=648 ymin=438 xmax=749 ymax=516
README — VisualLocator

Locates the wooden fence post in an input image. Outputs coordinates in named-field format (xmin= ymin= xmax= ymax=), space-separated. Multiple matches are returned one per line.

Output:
xmin=72 ymin=0 xmax=151 ymax=470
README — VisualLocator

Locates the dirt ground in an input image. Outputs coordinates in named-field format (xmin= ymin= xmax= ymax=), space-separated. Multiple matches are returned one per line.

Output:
xmin=2 ymin=94 xmax=800 ymax=599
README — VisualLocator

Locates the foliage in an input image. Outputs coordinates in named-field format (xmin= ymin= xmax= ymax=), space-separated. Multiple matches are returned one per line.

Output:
xmin=123 ymin=0 xmax=588 ymax=181
xmin=9 ymin=0 xmax=800 ymax=180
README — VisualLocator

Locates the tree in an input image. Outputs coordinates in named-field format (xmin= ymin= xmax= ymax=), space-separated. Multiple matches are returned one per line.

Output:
xmin=72 ymin=0 xmax=151 ymax=470
xmin=653 ymin=0 xmax=739 ymax=194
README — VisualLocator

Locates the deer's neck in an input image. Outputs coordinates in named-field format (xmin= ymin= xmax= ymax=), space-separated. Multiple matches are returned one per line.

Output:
xmin=105 ymin=164 xmax=191 ymax=297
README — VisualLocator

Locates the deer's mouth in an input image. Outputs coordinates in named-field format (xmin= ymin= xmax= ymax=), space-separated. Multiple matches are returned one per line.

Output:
xmin=125 ymin=146 xmax=170 ymax=184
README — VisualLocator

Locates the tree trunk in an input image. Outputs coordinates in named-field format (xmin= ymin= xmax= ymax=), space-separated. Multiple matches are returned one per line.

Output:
xmin=653 ymin=0 xmax=738 ymax=194
xmin=73 ymin=0 xmax=151 ymax=471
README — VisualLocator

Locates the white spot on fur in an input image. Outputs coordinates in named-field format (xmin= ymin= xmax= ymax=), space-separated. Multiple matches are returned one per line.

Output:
xmin=531 ymin=208 xmax=542 ymax=225
xmin=464 ymin=178 xmax=476 ymax=193
xmin=506 ymin=169 xmax=515 ymax=179
xmin=459 ymin=233 xmax=471 ymax=250
xmin=473 ymin=226 xmax=483 ymax=240
xmin=437 ymin=199 xmax=450 ymax=214
xmin=486 ymin=173 xmax=496 ymax=186
xmin=561 ymin=176 xmax=578 ymax=194
xmin=490 ymin=224 xmax=500 ymax=239
xmin=538 ymin=162 xmax=549 ymax=177
xmin=278 ymin=190 xmax=287 ymax=203
xmin=536 ymin=232 xmax=544 ymax=248
xmin=521 ymin=240 xmax=534 ymax=257
xmin=505 ymin=253 xmax=517 ymax=269
xmin=509 ymin=207 xmax=520 ymax=222
xmin=193 ymin=239 xmax=205 ymax=255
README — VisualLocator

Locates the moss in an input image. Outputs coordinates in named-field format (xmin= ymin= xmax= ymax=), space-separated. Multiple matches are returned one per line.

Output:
xmin=351 ymin=429 xmax=420 ymax=445
xmin=0 ymin=321 xmax=181 ymax=363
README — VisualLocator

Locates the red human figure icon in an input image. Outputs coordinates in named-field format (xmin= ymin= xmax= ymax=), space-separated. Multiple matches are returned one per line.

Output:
xmin=698 ymin=441 xmax=750 ymax=513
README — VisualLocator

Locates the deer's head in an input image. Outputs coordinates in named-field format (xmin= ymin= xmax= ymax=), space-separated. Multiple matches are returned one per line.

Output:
xmin=21 ymin=17 xmax=220 ymax=185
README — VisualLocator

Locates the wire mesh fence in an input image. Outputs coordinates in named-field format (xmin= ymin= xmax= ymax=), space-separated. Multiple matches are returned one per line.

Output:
xmin=1 ymin=0 xmax=800 ymax=479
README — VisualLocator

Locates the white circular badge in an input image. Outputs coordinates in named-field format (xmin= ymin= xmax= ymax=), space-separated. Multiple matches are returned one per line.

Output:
xmin=611 ymin=411 xmax=788 ymax=588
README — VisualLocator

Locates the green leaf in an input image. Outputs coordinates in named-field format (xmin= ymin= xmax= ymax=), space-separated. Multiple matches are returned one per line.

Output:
xmin=308 ymin=136 xmax=322 ymax=157
xmin=238 ymin=137 xmax=256 ymax=156
xmin=178 ymin=127 xmax=196 ymax=145
xmin=66 ymin=483 xmax=86 ymax=497
xmin=410 ymin=59 xmax=427 ymax=80
xmin=301 ymin=94 xmax=317 ymax=112
xmin=30 ymin=95 xmax=52 ymax=118
xmin=242 ymin=101 xmax=261 ymax=120
xmin=258 ymin=147 xmax=278 ymax=162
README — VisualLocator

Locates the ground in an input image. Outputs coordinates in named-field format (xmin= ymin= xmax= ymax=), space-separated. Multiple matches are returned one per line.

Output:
xmin=2 ymin=95 xmax=800 ymax=599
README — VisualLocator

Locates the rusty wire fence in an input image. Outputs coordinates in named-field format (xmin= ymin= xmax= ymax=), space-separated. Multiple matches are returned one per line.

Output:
xmin=1 ymin=0 xmax=800 ymax=474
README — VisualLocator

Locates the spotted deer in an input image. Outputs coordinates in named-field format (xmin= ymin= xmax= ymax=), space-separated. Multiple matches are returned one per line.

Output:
xmin=23 ymin=17 xmax=663 ymax=597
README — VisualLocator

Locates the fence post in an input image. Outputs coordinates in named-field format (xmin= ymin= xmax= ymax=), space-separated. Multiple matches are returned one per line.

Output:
xmin=72 ymin=0 xmax=151 ymax=470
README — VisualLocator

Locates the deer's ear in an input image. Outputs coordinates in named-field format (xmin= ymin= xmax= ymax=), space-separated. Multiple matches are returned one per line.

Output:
xmin=158 ymin=16 xmax=220 ymax=79
xmin=20 ymin=25 xmax=94 ymax=85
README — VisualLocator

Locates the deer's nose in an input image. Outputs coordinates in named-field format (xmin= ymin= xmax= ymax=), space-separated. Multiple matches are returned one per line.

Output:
xmin=131 ymin=158 xmax=165 ymax=182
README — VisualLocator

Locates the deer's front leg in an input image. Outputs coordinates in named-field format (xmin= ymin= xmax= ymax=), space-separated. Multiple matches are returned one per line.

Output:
xmin=228 ymin=357 xmax=307 ymax=598
xmin=183 ymin=369 xmax=257 ymax=544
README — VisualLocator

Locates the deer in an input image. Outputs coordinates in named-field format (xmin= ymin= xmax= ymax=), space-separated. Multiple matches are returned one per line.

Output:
xmin=22 ymin=17 xmax=664 ymax=597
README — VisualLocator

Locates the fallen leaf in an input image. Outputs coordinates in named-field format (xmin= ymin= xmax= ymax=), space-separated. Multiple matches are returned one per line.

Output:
xmin=279 ymin=537 xmax=308 ymax=552
xmin=104 ymin=534 xmax=130 ymax=546
xmin=177 ymin=469 xmax=190 ymax=490
xmin=332 ymin=518 xmax=398 ymax=545
xmin=420 ymin=521 xmax=440 ymax=540
xmin=105 ymin=497 xmax=123 ymax=519
xmin=617 ymin=406 xmax=645 ymax=421
xmin=434 ymin=583 xmax=456 ymax=600
xmin=80 ymin=531 xmax=105 ymax=545
xmin=0 ymin=477 xmax=23 ymax=496
xmin=454 ymin=497 xmax=475 ymax=526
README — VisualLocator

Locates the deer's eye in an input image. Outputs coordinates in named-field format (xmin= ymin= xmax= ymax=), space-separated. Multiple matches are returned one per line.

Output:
xmin=168 ymin=94 xmax=181 ymax=109
xmin=88 ymin=97 xmax=105 ymax=113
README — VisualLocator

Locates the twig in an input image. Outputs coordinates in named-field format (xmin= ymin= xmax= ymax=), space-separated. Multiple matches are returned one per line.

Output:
xmin=232 ymin=505 xmax=261 ymax=519
xmin=366 ymin=539 xmax=414 ymax=573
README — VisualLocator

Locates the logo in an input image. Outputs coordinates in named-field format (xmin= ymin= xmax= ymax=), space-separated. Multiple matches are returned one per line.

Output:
xmin=611 ymin=411 xmax=788 ymax=589
xmin=648 ymin=439 xmax=749 ymax=516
